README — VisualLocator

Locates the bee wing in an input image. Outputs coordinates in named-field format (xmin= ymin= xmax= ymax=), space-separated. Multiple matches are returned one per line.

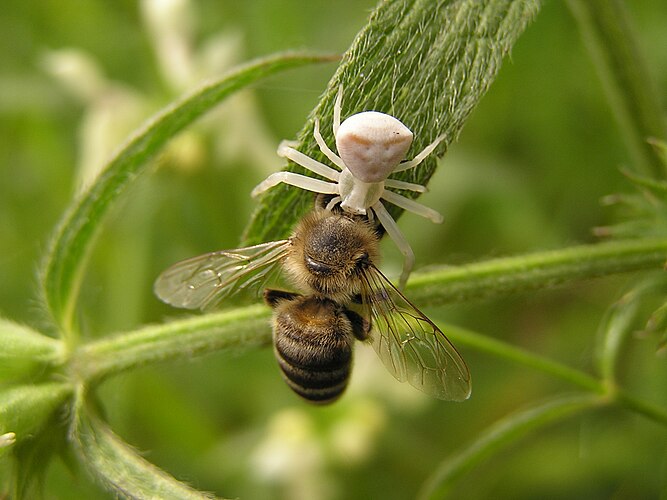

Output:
xmin=361 ymin=266 xmax=471 ymax=401
xmin=154 ymin=240 xmax=291 ymax=310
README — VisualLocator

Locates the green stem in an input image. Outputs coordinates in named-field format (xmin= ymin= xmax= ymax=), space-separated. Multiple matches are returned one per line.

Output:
xmin=613 ymin=388 xmax=667 ymax=427
xmin=73 ymin=238 xmax=667 ymax=385
xmin=440 ymin=323 xmax=603 ymax=393
xmin=441 ymin=322 xmax=667 ymax=426
xmin=72 ymin=305 xmax=271 ymax=384
xmin=407 ymin=237 xmax=667 ymax=307
xmin=71 ymin=385 xmax=222 ymax=499
xmin=566 ymin=0 xmax=667 ymax=177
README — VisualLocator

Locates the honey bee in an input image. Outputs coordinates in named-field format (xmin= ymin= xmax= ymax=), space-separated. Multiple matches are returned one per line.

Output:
xmin=154 ymin=209 xmax=471 ymax=404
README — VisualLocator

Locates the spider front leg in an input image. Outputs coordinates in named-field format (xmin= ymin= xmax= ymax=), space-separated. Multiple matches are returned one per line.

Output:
xmin=372 ymin=201 xmax=415 ymax=290
xmin=251 ymin=171 xmax=339 ymax=198
xmin=276 ymin=141 xmax=341 ymax=181
xmin=252 ymin=138 xmax=344 ymax=197
xmin=333 ymin=84 xmax=343 ymax=136
xmin=313 ymin=119 xmax=345 ymax=170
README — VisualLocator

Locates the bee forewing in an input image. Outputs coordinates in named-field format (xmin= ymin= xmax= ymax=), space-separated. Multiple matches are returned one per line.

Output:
xmin=362 ymin=267 xmax=471 ymax=401
xmin=154 ymin=240 xmax=290 ymax=310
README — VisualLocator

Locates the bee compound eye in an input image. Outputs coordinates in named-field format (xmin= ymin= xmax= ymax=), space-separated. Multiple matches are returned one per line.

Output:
xmin=305 ymin=256 xmax=333 ymax=275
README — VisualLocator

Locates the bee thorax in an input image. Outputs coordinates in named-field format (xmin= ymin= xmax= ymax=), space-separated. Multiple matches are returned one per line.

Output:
xmin=284 ymin=210 xmax=381 ymax=299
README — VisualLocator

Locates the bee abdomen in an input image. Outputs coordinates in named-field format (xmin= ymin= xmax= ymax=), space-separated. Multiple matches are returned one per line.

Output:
xmin=270 ymin=295 xmax=355 ymax=405
xmin=275 ymin=354 xmax=351 ymax=404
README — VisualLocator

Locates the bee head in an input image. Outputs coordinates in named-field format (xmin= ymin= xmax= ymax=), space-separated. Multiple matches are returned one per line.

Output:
xmin=285 ymin=210 xmax=380 ymax=299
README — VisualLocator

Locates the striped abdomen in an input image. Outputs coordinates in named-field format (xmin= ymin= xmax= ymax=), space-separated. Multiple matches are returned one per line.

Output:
xmin=265 ymin=290 xmax=367 ymax=405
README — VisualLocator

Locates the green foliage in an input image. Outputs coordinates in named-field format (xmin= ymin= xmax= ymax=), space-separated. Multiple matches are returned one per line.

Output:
xmin=3 ymin=49 xmax=333 ymax=497
xmin=40 ymin=52 xmax=335 ymax=341
xmin=1 ymin=0 xmax=666 ymax=498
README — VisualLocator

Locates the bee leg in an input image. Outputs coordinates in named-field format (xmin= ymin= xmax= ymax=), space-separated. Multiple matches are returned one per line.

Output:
xmin=345 ymin=308 xmax=371 ymax=341
xmin=263 ymin=289 xmax=302 ymax=308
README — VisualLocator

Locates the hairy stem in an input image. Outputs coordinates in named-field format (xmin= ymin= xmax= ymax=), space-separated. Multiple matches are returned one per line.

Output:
xmin=73 ymin=238 xmax=667 ymax=387
xmin=407 ymin=237 xmax=667 ymax=306
xmin=73 ymin=305 xmax=271 ymax=384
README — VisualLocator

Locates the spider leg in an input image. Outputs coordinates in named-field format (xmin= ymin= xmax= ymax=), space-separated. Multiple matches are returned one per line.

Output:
xmin=314 ymin=119 xmax=346 ymax=170
xmin=325 ymin=196 xmax=342 ymax=211
xmin=251 ymin=172 xmax=339 ymax=198
xmin=393 ymin=133 xmax=446 ymax=172
xmin=381 ymin=189 xmax=443 ymax=224
xmin=384 ymin=179 xmax=427 ymax=192
xmin=277 ymin=141 xmax=341 ymax=181
xmin=333 ymin=84 xmax=343 ymax=136
xmin=372 ymin=201 xmax=414 ymax=290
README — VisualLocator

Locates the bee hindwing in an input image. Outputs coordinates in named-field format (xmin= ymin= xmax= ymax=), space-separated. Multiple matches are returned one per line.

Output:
xmin=361 ymin=266 xmax=471 ymax=401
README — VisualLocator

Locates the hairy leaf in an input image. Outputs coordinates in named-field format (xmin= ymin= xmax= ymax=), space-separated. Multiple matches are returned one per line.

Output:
xmin=72 ymin=392 xmax=223 ymax=499
xmin=244 ymin=0 xmax=540 ymax=244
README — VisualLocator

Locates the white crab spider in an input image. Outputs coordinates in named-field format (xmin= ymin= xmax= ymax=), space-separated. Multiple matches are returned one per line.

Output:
xmin=252 ymin=87 xmax=445 ymax=289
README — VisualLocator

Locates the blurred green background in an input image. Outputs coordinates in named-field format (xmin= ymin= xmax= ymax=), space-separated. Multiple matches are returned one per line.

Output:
xmin=1 ymin=0 xmax=667 ymax=498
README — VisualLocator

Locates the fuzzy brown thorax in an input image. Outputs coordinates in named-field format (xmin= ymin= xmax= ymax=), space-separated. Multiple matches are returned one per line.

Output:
xmin=283 ymin=210 xmax=380 ymax=301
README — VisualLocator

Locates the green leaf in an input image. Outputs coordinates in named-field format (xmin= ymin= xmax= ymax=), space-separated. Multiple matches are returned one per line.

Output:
xmin=601 ymin=273 xmax=667 ymax=364
xmin=9 ymin=417 xmax=69 ymax=500
xmin=594 ymin=278 xmax=667 ymax=383
xmin=0 ymin=383 xmax=72 ymax=454
xmin=71 ymin=390 xmax=224 ymax=499
xmin=1 ymin=383 xmax=72 ymax=497
xmin=648 ymin=137 xmax=667 ymax=169
xmin=244 ymin=0 xmax=540 ymax=244
xmin=595 ymin=190 xmax=667 ymax=240
xmin=418 ymin=394 xmax=603 ymax=499
xmin=39 ymin=51 xmax=336 ymax=340
xmin=620 ymin=167 xmax=667 ymax=197
xmin=0 ymin=318 xmax=63 ymax=381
